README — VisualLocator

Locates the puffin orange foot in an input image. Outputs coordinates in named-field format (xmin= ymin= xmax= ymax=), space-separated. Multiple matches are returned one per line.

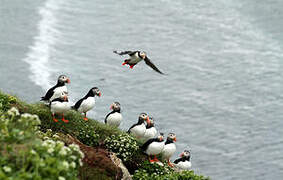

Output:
xmin=53 ymin=118 xmax=58 ymax=122
xmin=122 ymin=62 xmax=127 ymax=65
xmin=62 ymin=118 xmax=69 ymax=123
xmin=149 ymin=159 xmax=156 ymax=163
xmin=168 ymin=162 xmax=174 ymax=167
xmin=129 ymin=65 xmax=134 ymax=69
xmin=84 ymin=117 xmax=88 ymax=121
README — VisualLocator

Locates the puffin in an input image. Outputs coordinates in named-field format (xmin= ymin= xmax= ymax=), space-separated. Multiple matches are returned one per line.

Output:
xmin=141 ymin=133 xmax=165 ymax=163
xmin=41 ymin=75 xmax=70 ymax=102
xmin=50 ymin=91 xmax=70 ymax=123
xmin=142 ymin=116 xmax=157 ymax=142
xmin=113 ymin=50 xmax=164 ymax=74
xmin=104 ymin=102 xmax=122 ymax=127
xmin=72 ymin=87 xmax=101 ymax=121
xmin=162 ymin=133 xmax=177 ymax=167
xmin=174 ymin=150 xmax=192 ymax=170
xmin=128 ymin=113 xmax=150 ymax=139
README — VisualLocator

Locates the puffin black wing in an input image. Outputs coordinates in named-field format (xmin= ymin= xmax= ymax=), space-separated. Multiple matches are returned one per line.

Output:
xmin=141 ymin=138 xmax=159 ymax=151
xmin=174 ymin=157 xmax=184 ymax=164
xmin=144 ymin=57 xmax=164 ymax=74
xmin=41 ymin=86 xmax=56 ymax=101
xmin=104 ymin=111 xmax=114 ymax=124
xmin=127 ymin=123 xmax=138 ymax=133
xmin=113 ymin=50 xmax=137 ymax=56
xmin=72 ymin=98 xmax=84 ymax=110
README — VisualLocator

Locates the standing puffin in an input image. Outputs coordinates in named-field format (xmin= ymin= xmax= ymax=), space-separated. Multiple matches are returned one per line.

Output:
xmin=174 ymin=150 xmax=192 ymax=170
xmin=142 ymin=116 xmax=157 ymax=142
xmin=104 ymin=102 xmax=122 ymax=127
xmin=41 ymin=75 xmax=70 ymax=102
xmin=50 ymin=91 xmax=70 ymax=123
xmin=162 ymin=133 xmax=177 ymax=167
xmin=113 ymin=50 xmax=164 ymax=74
xmin=128 ymin=113 xmax=150 ymax=139
xmin=72 ymin=87 xmax=101 ymax=121
xmin=141 ymin=133 xmax=165 ymax=163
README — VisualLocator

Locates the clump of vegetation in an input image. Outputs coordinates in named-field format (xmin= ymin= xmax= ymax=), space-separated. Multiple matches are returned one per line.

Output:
xmin=0 ymin=107 xmax=84 ymax=180
xmin=0 ymin=91 xmax=209 ymax=179
xmin=133 ymin=161 xmax=210 ymax=180
xmin=104 ymin=133 xmax=139 ymax=162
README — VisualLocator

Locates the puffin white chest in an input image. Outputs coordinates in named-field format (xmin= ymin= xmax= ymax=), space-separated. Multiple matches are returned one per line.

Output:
xmin=51 ymin=86 xmax=67 ymax=101
xmin=50 ymin=101 xmax=70 ymax=113
xmin=106 ymin=112 xmax=122 ymax=127
xmin=145 ymin=141 xmax=165 ymax=155
xmin=176 ymin=161 xmax=192 ymax=170
xmin=130 ymin=124 xmax=146 ymax=138
xmin=143 ymin=127 xmax=157 ymax=142
xmin=78 ymin=97 xmax=95 ymax=113
xmin=129 ymin=53 xmax=143 ymax=64
xmin=162 ymin=143 xmax=176 ymax=159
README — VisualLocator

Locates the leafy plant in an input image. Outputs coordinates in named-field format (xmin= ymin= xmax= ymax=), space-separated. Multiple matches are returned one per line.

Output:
xmin=0 ymin=107 xmax=84 ymax=180
xmin=104 ymin=133 xmax=139 ymax=162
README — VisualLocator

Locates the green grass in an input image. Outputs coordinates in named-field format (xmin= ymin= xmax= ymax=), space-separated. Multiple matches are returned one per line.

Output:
xmin=0 ymin=90 xmax=209 ymax=180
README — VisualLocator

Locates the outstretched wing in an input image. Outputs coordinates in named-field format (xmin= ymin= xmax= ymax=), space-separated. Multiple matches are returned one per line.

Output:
xmin=113 ymin=50 xmax=137 ymax=56
xmin=144 ymin=57 xmax=164 ymax=74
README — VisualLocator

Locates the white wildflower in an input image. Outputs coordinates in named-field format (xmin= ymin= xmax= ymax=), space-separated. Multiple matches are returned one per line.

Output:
xmin=59 ymin=147 xmax=67 ymax=156
xmin=70 ymin=155 xmax=77 ymax=160
xmin=21 ymin=113 xmax=32 ymax=118
xmin=70 ymin=162 xmax=76 ymax=168
xmin=62 ymin=161 xmax=69 ymax=169
xmin=7 ymin=107 xmax=19 ymax=116
xmin=47 ymin=148 xmax=54 ymax=154
xmin=3 ymin=166 xmax=11 ymax=173
xmin=58 ymin=176 xmax=66 ymax=180
xmin=79 ymin=159 xmax=83 ymax=166
xmin=30 ymin=149 xmax=37 ymax=155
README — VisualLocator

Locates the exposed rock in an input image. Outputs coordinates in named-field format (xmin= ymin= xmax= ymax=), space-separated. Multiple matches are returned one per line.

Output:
xmin=109 ymin=152 xmax=132 ymax=180
xmin=62 ymin=134 xmax=124 ymax=179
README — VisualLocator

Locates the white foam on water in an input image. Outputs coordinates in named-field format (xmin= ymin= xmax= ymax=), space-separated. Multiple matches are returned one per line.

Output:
xmin=23 ymin=0 xmax=66 ymax=90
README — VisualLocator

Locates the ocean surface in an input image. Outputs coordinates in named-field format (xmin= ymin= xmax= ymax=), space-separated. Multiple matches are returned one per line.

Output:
xmin=1 ymin=0 xmax=283 ymax=179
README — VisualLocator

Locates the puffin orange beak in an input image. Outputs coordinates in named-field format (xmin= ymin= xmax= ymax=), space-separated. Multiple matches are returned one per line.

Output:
xmin=146 ymin=117 xmax=150 ymax=124
xmin=63 ymin=96 xmax=68 ymax=101
xmin=173 ymin=137 xmax=177 ymax=142
xmin=159 ymin=137 xmax=163 ymax=141
xmin=66 ymin=78 xmax=70 ymax=83
xmin=179 ymin=152 xmax=184 ymax=157
xmin=98 ymin=92 xmax=102 ymax=97
xmin=110 ymin=104 xmax=113 ymax=110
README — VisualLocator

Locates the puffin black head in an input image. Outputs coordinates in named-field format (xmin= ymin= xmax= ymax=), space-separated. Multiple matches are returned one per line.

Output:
xmin=167 ymin=133 xmax=177 ymax=142
xmin=88 ymin=87 xmax=101 ymax=97
xmin=58 ymin=75 xmax=70 ymax=84
xmin=157 ymin=132 xmax=164 ymax=142
xmin=180 ymin=150 xmax=190 ymax=158
xmin=146 ymin=116 xmax=155 ymax=128
xmin=139 ymin=51 xmax=147 ymax=59
xmin=138 ymin=113 xmax=149 ymax=124
xmin=59 ymin=92 xmax=68 ymax=101
xmin=110 ymin=102 xmax=121 ymax=112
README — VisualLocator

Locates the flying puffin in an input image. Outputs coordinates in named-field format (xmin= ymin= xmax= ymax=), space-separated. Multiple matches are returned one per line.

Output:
xmin=50 ymin=91 xmax=70 ymax=123
xmin=41 ymin=75 xmax=70 ymax=102
xmin=141 ymin=133 xmax=165 ymax=163
xmin=104 ymin=102 xmax=122 ymax=127
xmin=72 ymin=87 xmax=101 ymax=121
xmin=113 ymin=50 xmax=164 ymax=74
xmin=128 ymin=113 xmax=150 ymax=139
xmin=174 ymin=150 xmax=192 ymax=170
xmin=142 ymin=116 xmax=157 ymax=142
xmin=162 ymin=133 xmax=177 ymax=167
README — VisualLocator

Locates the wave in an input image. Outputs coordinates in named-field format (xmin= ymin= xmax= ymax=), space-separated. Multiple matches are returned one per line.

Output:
xmin=23 ymin=0 xmax=65 ymax=90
